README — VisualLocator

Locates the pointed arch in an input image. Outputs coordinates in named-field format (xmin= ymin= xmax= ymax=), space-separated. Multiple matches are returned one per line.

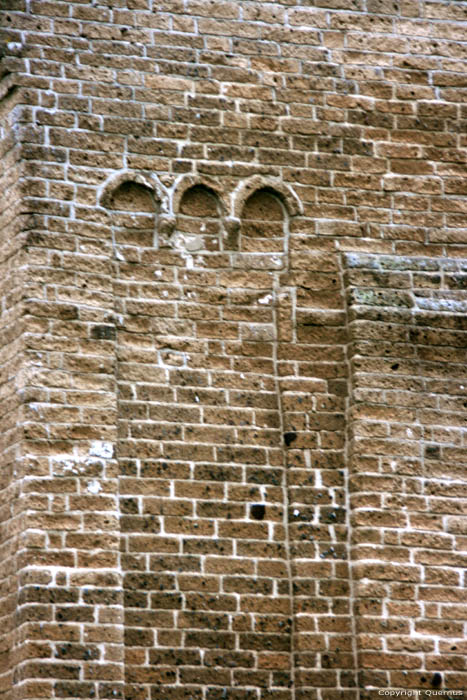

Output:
xmin=232 ymin=175 xmax=302 ymax=220
xmin=99 ymin=170 xmax=167 ymax=213
xmin=173 ymin=178 xmax=225 ymax=256
xmin=99 ymin=170 xmax=165 ymax=249
xmin=172 ymin=175 xmax=228 ymax=216
xmin=242 ymin=188 xmax=285 ymax=222
xmin=179 ymin=184 xmax=221 ymax=218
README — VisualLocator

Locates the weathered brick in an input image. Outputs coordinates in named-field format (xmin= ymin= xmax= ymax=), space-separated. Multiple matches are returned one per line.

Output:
xmin=1 ymin=3 xmax=466 ymax=700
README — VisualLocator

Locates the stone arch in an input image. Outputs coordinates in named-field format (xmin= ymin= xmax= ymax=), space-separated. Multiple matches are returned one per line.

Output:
xmin=100 ymin=171 xmax=164 ymax=249
xmin=232 ymin=175 xmax=302 ymax=220
xmin=172 ymin=174 xmax=228 ymax=216
xmin=99 ymin=170 xmax=166 ymax=211
xmin=242 ymin=187 xmax=285 ymax=222
xmin=106 ymin=181 xmax=155 ymax=213
xmin=237 ymin=186 xmax=288 ymax=261
xmin=173 ymin=180 xmax=225 ymax=255
xmin=179 ymin=184 xmax=221 ymax=218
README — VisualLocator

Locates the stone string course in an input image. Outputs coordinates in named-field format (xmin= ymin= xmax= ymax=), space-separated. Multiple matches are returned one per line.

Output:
xmin=0 ymin=2 xmax=466 ymax=700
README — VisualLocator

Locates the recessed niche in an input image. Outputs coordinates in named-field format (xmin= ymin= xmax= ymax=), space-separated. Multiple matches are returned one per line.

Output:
xmin=108 ymin=181 xmax=155 ymax=212
xmin=106 ymin=180 xmax=157 ymax=248
xmin=242 ymin=188 xmax=284 ymax=222
xmin=179 ymin=185 xmax=220 ymax=218
xmin=177 ymin=185 xmax=222 ymax=251
xmin=240 ymin=188 xmax=286 ymax=253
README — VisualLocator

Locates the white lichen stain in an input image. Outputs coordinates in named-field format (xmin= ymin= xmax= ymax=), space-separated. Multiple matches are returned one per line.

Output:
xmin=52 ymin=456 xmax=80 ymax=476
xmin=184 ymin=235 xmax=204 ymax=252
xmin=87 ymin=480 xmax=102 ymax=494
xmin=170 ymin=233 xmax=205 ymax=267
xmin=89 ymin=441 xmax=114 ymax=459
xmin=158 ymin=350 xmax=188 ymax=368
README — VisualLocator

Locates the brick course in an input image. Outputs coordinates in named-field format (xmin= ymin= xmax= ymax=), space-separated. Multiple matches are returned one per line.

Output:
xmin=0 ymin=1 xmax=466 ymax=699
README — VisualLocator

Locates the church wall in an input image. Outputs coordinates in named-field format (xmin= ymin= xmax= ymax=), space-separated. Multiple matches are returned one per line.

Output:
xmin=0 ymin=2 xmax=466 ymax=699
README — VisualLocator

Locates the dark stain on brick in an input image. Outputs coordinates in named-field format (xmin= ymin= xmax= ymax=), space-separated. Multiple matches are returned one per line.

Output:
xmin=283 ymin=432 xmax=297 ymax=447
xmin=250 ymin=503 xmax=265 ymax=521
xmin=431 ymin=673 xmax=442 ymax=688
xmin=91 ymin=325 xmax=116 ymax=340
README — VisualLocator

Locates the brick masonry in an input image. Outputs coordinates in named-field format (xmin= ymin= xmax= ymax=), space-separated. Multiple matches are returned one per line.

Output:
xmin=0 ymin=2 xmax=466 ymax=700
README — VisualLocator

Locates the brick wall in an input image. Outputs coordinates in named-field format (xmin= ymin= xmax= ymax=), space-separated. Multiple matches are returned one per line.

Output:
xmin=0 ymin=2 xmax=466 ymax=699
xmin=344 ymin=253 xmax=467 ymax=696
xmin=0 ymin=76 xmax=27 ymax=699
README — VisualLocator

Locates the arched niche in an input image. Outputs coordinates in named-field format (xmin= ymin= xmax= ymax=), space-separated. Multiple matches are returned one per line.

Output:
xmin=105 ymin=180 xmax=158 ymax=249
xmin=176 ymin=184 xmax=223 ymax=253
xmin=240 ymin=187 xmax=287 ymax=254
xmin=179 ymin=184 xmax=220 ymax=218
xmin=232 ymin=176 xmax=302 ymax=219
xmin=100 ymin=171 xmax=165 ymax=249
xmin=107 ymin=180 xmax=155 ymax=213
